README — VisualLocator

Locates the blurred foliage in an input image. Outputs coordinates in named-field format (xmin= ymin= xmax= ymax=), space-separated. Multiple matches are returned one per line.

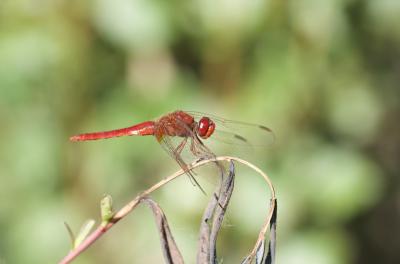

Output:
xmin=0 ymin=0 xmax=399 ymax=263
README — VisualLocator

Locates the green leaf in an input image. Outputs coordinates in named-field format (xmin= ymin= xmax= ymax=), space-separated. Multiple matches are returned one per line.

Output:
xmin=74 ymin=219 xmax=96 ymax=248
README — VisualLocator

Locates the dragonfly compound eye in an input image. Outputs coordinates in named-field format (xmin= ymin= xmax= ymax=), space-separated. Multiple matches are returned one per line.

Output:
xmin=198 ymin=117 xmax=215 ymax=139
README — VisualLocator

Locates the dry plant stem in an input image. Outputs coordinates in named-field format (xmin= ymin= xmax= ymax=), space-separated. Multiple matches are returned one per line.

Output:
xmin=58 ymin=156 xmax=276 ymax=264
xmin=234 ymin=157 xmax=276 ymax=263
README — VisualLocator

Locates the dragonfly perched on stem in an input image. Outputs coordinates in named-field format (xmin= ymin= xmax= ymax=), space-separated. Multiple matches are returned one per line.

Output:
xmin=70 ymin=110 xmax=274 ymax=194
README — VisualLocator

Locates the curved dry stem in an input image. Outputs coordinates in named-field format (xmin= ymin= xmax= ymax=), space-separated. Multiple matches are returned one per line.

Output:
xmin=58 ymin=156 xmax=276 ymax=264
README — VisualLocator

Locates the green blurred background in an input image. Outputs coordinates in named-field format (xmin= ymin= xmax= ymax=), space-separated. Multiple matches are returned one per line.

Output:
xmin=1 ymin=0 xmax=399 ymax=263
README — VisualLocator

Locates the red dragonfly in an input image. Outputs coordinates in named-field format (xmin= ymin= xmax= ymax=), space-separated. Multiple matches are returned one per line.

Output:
xmin=70 ymin=110 xmax=274 ymax=193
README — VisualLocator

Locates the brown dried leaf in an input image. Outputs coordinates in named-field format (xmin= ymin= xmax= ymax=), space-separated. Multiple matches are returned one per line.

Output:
xmin=141 ymin=197 xmax=184 ymax=264
xmin=197 ymin=161 xmax=235 ymax=264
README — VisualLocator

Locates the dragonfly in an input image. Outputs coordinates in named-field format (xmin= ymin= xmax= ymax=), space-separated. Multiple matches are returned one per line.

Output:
xmin=70 ymin=110 xmax=274 ymax=194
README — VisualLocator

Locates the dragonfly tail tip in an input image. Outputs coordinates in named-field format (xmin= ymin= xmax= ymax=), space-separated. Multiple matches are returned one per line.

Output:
xmin=69 ymin=135 xmax=80 ymax=142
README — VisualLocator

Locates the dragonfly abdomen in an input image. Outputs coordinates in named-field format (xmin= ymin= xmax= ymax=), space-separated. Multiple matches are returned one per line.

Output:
xmin=70 ymin=121 xmax=155 ymax=141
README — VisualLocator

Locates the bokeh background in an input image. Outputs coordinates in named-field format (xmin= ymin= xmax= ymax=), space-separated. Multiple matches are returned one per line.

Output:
xmin=1 ymin=0 xmax=399 ymax=263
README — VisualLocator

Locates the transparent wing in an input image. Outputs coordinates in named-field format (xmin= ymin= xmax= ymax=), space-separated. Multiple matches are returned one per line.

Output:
xmin=186 ymin=111 xmax=275 ymax=148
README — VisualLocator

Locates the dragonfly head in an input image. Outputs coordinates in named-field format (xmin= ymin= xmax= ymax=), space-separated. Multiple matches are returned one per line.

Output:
xmin=197 ymin=117 xmax=215 ymax=139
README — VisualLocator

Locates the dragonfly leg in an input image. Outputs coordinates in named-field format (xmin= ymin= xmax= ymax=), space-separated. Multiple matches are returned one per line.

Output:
xmin=190 ymin=137 xmax=205 ymax=158
xmin=171 ymin=138 xmax=208 ymax=194
xmin=185 ymin=168 xmax=207 ymax=195
xmin=174 ymin=137 xmax=188 ymax=155
xmin=173 ymin=137 xmax=197 ymax=175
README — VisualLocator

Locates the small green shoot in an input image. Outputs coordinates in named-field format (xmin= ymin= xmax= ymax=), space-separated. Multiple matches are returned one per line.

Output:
xmin=101 ymin=194 xmax=115 ymax=226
